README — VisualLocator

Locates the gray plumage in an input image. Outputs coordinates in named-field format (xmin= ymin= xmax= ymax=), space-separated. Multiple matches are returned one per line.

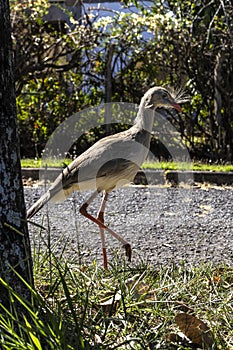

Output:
xmin=27 ymin=86 xmax=182 ymax=219
xmin=27 ymin=86 xmax=183 ymax=268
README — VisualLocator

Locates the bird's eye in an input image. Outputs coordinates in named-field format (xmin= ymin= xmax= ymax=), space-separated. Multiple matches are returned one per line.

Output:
xmin=145 ymin=96 xmax=152 ymax=105
xmin=161 ymin=90 xmax=169 ymax=98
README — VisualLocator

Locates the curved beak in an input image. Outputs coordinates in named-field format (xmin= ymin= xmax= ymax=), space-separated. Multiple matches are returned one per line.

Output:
xmin=171 ymin=102 xmax=182 ymax=113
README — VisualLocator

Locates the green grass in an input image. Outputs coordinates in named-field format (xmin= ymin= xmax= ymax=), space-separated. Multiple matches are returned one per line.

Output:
xmin=21 ymin=158 xmax=233 ymax=172
xmin=0 ymin=243 xmax=232 ymax=349
xmin=21 ymin=158 xmax=72 ymax=168
xmin=142 ymin=161 xmax=233 ymax=172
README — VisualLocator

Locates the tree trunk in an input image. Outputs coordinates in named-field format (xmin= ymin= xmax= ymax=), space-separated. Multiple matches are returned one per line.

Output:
xmin=104 ymin=43 xmax=114 ymax=136
xmin=214 ymin=51 xmax=223 ymax=155
xmin=0 ymin=0 xmax=33 ymax=309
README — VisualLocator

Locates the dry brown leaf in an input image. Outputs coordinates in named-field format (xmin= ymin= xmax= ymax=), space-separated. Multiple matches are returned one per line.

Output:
xmin=126 ymin=278 xmax=154 ymax=300
xmin=133 ymin=282 xmax=154 ymax=300
xmin=175 ymin=313 xmax=214 ymax=349
xmin=214 ymin=267 xmax=233 ymax=285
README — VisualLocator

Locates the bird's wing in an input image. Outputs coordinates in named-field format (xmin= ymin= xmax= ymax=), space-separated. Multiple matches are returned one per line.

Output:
xmin=48 ymin=127 xmax=148 ymax=199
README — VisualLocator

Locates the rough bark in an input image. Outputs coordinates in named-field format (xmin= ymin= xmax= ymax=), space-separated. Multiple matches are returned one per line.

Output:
xmin=0 ymin=0 xmax=33 ymax=309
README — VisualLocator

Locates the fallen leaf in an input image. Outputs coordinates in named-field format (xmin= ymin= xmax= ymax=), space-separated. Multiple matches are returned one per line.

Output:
xmin=175 ymin=313 xmax=214 ymax=349
xmin=126 ymin=277 xmax=154 ymax=300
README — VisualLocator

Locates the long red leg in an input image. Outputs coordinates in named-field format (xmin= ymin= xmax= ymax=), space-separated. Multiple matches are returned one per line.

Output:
xmin=97 ymin=192 xmax=108 ymax=269
xmin=79 ymin=191 xmax=132 ymax=267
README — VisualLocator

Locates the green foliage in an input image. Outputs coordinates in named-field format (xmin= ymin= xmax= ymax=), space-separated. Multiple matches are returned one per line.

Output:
xmin=17 ymin=74 xmax=84 ymax=157
xmin=11 ymin=0 xmax=233 ymax=161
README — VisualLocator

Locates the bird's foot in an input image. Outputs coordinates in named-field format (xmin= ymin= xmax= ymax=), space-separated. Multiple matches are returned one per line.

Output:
xmin=123 ymin=243 xmax=132 ymax=262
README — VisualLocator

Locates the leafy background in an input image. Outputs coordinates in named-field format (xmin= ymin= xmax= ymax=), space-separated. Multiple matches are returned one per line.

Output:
xmin=11 ymin=0 xmax=233 ymax=162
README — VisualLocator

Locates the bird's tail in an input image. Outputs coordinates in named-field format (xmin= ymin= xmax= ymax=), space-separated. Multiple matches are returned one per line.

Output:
xmin=27 ymin=191 xmax=51 ymax=219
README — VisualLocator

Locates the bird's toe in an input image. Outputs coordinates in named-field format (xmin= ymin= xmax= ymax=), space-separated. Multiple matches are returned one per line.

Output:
xmin=123 ymin=243 xmax=132 ymax=262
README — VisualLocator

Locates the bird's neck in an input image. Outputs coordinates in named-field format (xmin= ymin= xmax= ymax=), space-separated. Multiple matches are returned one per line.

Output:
xmin=133 ymin=102 xmax=155 ymax=134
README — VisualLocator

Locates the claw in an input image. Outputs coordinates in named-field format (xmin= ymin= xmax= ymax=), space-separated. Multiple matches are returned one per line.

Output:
xmin=123 ymin=243 xmax=132 ymax=262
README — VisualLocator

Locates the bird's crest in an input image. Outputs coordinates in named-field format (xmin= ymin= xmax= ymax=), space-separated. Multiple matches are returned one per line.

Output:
xmin=166 ymin=86 xmax=191 ymax=104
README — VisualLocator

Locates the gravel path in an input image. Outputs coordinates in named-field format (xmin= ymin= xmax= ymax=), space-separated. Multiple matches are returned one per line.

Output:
xmin=24 ymin=185 xmax=233 ymax=267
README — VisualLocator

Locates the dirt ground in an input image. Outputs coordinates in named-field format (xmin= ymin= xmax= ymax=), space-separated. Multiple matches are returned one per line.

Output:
xmin=25 ymin=184 xmax=233 ymax=267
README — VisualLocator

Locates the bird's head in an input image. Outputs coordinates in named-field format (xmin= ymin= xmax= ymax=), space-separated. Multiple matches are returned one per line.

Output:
xmin=143 ymin=86 xmax=184 ymax=113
